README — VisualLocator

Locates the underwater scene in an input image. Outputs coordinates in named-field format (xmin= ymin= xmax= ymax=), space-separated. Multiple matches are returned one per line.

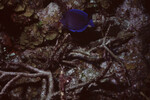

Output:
xmin=0 ymin=0 xmax=150 ymax=100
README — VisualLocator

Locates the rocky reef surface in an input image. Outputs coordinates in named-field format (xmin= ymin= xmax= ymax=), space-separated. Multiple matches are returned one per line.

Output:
xmin=0 ymin=0 xmax=150 ymax=100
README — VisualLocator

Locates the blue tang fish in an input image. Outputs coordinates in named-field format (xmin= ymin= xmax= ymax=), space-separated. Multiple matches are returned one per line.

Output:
xmin=60 ymin=9 xmax=94 ymax=32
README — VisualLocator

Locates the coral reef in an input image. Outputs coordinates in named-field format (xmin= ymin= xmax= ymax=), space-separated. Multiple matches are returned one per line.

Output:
xmin=0 ymin=0 xmax=150 ymax=100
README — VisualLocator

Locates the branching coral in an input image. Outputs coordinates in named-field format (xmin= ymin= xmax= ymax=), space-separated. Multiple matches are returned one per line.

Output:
xmin=0 ymin=23 xmax=145 ymax=100
xmin=0 ymin=62 xmax=53 ymax=100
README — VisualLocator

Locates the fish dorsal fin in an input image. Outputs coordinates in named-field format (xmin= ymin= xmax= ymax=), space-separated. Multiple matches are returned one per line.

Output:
xmin=69 ymin=9 xmax=88 ymax=17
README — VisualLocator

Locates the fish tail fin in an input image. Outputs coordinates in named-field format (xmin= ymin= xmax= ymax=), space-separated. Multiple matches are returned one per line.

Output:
xmin=89 ymin=19 xmax=95 ymax=27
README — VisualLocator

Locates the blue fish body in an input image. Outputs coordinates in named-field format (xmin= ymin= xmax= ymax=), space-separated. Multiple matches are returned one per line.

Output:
xmin=61 ymin=9 xmax=94 ymax=32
